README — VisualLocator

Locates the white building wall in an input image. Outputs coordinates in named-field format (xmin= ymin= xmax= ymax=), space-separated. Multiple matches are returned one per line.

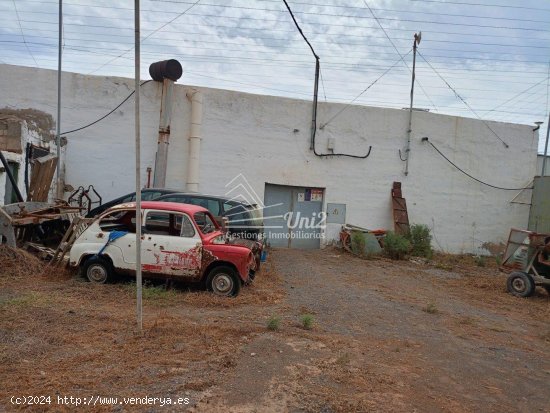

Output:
xmin=0 ymin=64 xmax=539 ymax=253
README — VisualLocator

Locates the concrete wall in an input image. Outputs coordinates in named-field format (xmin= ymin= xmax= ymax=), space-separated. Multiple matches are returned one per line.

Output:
xmin=0 ymin=64 xmax=539 ymax=253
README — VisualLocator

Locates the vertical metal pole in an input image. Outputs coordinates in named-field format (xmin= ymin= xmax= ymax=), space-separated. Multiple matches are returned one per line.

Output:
xmin=134 ymin=0 xmax=143 ymax=333
xmin=56 ymin=0 xmax=62 ymax=198
xmin=542 ymin=111 xmax=550 ymax=176
xmin=404 ymin=34 xmax=418 ymax=176
xmin=310 ymin=57 xmax=320 ymax=151
xmin=153 ymin=79 xmax=174 ymax=188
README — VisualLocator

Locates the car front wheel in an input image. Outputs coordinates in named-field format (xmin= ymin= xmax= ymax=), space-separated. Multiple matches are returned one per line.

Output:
xmin=206 ymin=266 xmax=241 ymax=297
xmin=82 ymin=256 xmax=113 ymax=284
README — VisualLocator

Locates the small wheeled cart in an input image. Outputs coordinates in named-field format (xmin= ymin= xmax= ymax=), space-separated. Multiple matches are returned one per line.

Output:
xmin=501 ymin=228 xmax=550 ymax=297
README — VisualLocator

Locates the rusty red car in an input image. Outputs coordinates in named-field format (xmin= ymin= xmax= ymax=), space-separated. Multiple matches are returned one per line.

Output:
xmin=69 ymin=201 xmax=260 ymax=296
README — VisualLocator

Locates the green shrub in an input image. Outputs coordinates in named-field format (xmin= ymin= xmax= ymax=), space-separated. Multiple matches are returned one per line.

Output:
xmin=383 ymin=231 xmax=410 ymax=260
xmin=350 ymin=230 xmax=366 ymax=257
xmin=406 ymin=224 xmax=433 ymax=258
xmin=300 ymin=314 xmax=315 ymax=330
xmin=423 ymin=302 xmax=438 ymax=314
xmin=474 ymin=255 xmax=486 ymax=267
xmin=267 ymin=315 xmax=281 ymax=331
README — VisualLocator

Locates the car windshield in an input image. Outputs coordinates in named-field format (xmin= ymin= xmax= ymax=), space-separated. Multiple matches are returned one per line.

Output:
xmin=194 ymin=212 xmax=217 ymax=234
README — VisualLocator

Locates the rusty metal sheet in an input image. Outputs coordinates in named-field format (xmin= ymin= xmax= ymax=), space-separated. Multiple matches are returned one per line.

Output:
xmin=391 ymin=181 xmax=409 ymax=235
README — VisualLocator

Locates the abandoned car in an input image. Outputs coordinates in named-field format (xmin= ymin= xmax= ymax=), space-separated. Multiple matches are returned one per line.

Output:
xmin=155 ymin=192 xmax=264 ymax=241
xmin=85 ymin=188 xmax=180 ymax=217
xmin=69 ymin=201 xmax=260 ymax=296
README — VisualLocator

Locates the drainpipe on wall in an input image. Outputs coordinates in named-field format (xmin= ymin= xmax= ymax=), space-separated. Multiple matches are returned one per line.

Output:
xmin=186 ymin=89 xmax=203 ymax=192
xmin=153 ymin=78 xmax=174 ymax=188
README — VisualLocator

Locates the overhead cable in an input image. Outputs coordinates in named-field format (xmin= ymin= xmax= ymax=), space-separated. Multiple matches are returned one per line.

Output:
xmin=282 ymin=0 xmax=371 ymax=159
xmin=61 ymin=80 xmax=152 ymax=135
xmin=418 ymin=51 xmax=509 ymax=148
xmin=423 ymin=138 xmax=533 ymax=191
xmin=320 ymin=50 xmax=412 ymax=129
xmin=362 ymin=0 xmax=438 ymax=112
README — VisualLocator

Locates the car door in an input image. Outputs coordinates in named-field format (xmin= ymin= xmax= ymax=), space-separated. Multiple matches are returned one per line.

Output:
xmin=140 ymin=209 xmax=202 ymax=278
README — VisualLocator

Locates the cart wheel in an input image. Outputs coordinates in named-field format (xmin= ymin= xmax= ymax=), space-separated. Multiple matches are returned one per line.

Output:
xmin=506 ymin=272 xmax=535 ymax=298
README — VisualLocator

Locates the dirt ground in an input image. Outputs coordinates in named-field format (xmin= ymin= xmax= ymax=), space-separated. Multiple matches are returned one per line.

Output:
xmin=1 ymin=247 xmax=549 ymax=412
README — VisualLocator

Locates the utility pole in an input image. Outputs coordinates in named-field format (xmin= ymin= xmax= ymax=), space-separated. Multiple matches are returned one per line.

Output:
xmin=542 ymin=111 xmax=550 ymax=176
xmin=56 ymin=0 xmax=62 ymax=198
xmin=404 ymin=32 xmax=421 ymax=176
xmin=134 ymin=0 xmax=143 ymax=333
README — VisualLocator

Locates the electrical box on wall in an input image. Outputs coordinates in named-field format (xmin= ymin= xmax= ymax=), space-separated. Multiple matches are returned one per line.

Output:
xmin=327 ymin=137 xmax=336 ymax=151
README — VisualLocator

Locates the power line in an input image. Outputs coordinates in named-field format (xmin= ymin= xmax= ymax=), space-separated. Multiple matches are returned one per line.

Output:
xmin=6 ymin=13 xmax=550 ymax=40
xmin=484 ymin=76 xmax=550 ymax=115
xmin=5 ymin=34 xmax=550 ymax=66
xmin=10 ymin=0 xmax=38 ymax=67
xmin=6 ymin=31 xmax=550 ymax=64
xmin=424 ymin=139 xmax=533 ymax=191
xmin=320 ymin=51 xmax=412 ymax=128
xmin=12 ymin=0 xmax=549 ymax=26
xmin=88 ymin=0 xmax=202 ymax=74
xmin=418 ymin=51 xmax=509 ymax=148
xmin=60 ymin=80 xmax=152 ymax=135
xmin=362 ymin=0 xmax=438 ymax=111
xmin=282 ymin=0 xmax=370 ymax=159
xmin=408 ymin=0 xmax=550 ymax=12
xmin=3 ymin=42 xmax=549 ymax=83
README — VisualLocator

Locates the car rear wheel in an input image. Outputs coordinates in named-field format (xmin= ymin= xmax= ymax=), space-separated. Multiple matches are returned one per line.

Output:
xmin=206 ymin=266 xmax=241 ymax=297
xmin=82 ymin=256 xmax=113 ymax=284
xmin=506 ymin=271 xmax=535 ymax=298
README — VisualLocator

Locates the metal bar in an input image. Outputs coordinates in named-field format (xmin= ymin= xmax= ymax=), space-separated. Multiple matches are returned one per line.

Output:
xmin=310 ymin=57 xmax=319 ymax=151
xmin=404 ymin=35 xmax=418 ymax=176
xmin=56 ymin=0 xmax=62 ymax=198
xmin=153 ymin=78 xmax=174 ymax=188
xmin=542 ymin=111 xmax=550 ymax=176
xmin=135 ymin=0 xmax=143 ymax=333
xmin=0 ymin=151 xmax=24 ymax=203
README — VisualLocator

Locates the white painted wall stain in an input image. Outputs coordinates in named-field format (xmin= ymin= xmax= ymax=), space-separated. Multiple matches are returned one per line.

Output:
xmin=0 ymin=64 xmax=539 ymax=253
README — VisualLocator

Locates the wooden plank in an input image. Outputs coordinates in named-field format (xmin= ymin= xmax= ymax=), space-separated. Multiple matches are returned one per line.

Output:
xmin=28 ymin=154 xmax=58 ymax=202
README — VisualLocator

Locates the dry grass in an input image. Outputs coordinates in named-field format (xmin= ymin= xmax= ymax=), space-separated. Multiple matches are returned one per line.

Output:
xmin=0 ymin=245 xmax=45 ymax=277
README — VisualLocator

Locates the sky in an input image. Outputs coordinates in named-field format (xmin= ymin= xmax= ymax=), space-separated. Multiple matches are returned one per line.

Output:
xmin=0 ymin=0 xmax=549 ymax=153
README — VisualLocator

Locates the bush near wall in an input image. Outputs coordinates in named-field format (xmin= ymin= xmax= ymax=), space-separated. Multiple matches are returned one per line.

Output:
xmin=406 ymin=224 xmax=433 ymax=259
xmin=383 ymin=232 xmax=411 ymax=260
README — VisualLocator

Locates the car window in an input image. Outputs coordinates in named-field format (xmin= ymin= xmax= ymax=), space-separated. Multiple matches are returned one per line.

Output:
xmin=99 ymin=210 xmax=136 ymax=233
xmin=145 ymin=211 xmax=187 ymax=236
xmin=158 ymin=195 xmax=187 ymax=203
xmin=222 ymin=201 xmax=239 ymax=213
xmin=224 ymin=205 xmax=250 ymax=225
xmin=194 ymin=212 xmax=216 ymax=234
xmin=141 ymin=191 xmax=156 ymax=201
xmin=181 ymin=215 xmax=196 ymax=238
xmin=204 ymin=199 xmax=220 ymax=215
xmin=187 ymin=197 xmax=219 ymax=215
xmin=121 ymin=194 xmax=134 ymax=202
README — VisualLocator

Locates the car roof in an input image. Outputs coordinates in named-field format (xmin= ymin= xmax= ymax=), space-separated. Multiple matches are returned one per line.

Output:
xmin=106 ymin=201 xmax=210 ymax=215
xmin=156 ymin=192 xmax=255 ymax=206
